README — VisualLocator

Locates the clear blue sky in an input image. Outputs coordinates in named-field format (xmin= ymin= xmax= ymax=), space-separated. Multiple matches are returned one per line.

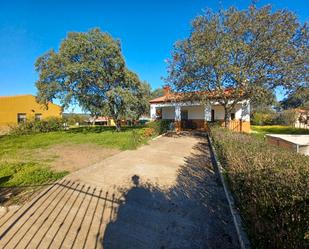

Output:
xmin=0 ymin=0 xmax=308 ymax=112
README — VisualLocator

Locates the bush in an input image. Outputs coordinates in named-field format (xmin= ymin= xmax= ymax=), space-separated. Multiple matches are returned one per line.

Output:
xmin=251 ymin=112 xmax=275 ymax=125
xmin=146 ymin=120 xmax=173 ymax=135
xmin=275 ymin=109 xmax=298 ymax=126
xmin=126 ymin=121 xmax=173 ymax=149
xmin=252 ymin=109 xmax=298 ymax=126
xmin=65 ymin=114 xmax=87 ymax=126
xmin=211 ymin=127 xmax=309 ymax=249
xmin=142 ymin=127 xmax=155 ymax=137
xmin=10 ymin=117 xmax=65 ymax=135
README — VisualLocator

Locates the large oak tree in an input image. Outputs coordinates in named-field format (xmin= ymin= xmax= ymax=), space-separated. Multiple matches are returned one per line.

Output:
xmin=166 ymin=5 xmax=308 ymax=126
xmin=280 ymin=87 xmax=309 ymax=110
xmin=35 ymin=28 xmax=148 ymax=131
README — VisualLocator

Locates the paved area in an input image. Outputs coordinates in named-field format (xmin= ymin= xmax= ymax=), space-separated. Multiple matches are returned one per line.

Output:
xmin=0 ymin=133 xmax=240 ymax=249
xmin=68 ymin=133 xmax=204 ymax=191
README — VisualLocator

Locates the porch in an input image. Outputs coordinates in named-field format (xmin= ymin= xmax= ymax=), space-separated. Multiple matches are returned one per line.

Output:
xmin=150 ymin=102 xmax=250 ymax=132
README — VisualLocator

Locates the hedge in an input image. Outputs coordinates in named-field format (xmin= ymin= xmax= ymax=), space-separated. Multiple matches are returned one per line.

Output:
xmin=210 ymin=127 xmax=309 ymax=249
xmin=10 ymin=117 xmax=65 ymax=135
xmin=145 ymin=120 xmax=173 ymax=135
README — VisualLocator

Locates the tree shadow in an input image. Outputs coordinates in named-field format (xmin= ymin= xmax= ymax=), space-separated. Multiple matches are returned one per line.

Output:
xmin=67 ymin=125 xmax=144 ymax=134
xmin=102 ymin=133 xmax=240 ymax=249
xmin=66 ymin=126 xmax=116 ymax=134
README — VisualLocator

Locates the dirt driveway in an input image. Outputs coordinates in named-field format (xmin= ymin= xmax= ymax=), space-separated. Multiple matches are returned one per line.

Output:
xmin=0 ymin=133 xmax=240 ymax=249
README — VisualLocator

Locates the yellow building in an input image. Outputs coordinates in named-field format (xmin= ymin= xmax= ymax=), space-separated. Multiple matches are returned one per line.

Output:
xmin=0 ymin=94 xmax=62 ymax=126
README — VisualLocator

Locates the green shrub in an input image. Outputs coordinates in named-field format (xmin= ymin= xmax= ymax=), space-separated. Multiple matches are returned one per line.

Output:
xmin=10 ymin=117 xmax=65 ymax=135
xmin=129 ymin=130 xmax=142 ymax=149
xmin=211 ymin=127 xmax=309 ymax=249
xmin=252 ymin=109 xmax=298 ymax=126
xmin=65 ymin=114 xmax=87 ymax=126
xmin=251 ymin=112 xmax=275 ymax=125
xmin=275 ymin=109 xmax=298 ymax=126
xmin=207 ymin=121 xmax=222 ymax=129
xmin=127 ymin=122 xmax=172 ymax=149
xmin=146 ymin=120 xmax=173 ymax=135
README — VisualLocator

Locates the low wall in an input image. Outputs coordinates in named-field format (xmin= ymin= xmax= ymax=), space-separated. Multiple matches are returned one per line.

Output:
xmin=174 ymin=119 xmax=250 ymax=133
xmin=174 ymin=120 xmax=207 ymax=132
xmin=266 ymin=136 xmax=295 ymax=151
xmin=221 ymin=120 xmax=251 ymax=133
xmin=299 ymin=145 xmax=309 ymax=155
xmin=266 ymin=135 xmax=309 ymax=156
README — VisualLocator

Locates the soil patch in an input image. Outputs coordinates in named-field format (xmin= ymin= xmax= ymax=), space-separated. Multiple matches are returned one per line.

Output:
xmin=38 ymin=143 xmax=120 ymax=172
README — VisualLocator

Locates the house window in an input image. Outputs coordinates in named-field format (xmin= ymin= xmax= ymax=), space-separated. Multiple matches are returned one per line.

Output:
xmin=17 ymin=113 xmax=26 ymax=123
xmin=35 ymin=113 xmax=42 ymax=121
xmin=231 ymin=113 xmax=235 ymax=120
xmin=211 ymin=110 xmax=215 ymax=122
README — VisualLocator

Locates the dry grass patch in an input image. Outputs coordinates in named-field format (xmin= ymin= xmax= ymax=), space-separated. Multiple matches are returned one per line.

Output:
xmin=211 ymin=127 xmax=309 ymax=249
xmin=37 ymin=143 xmax=120 ymax=172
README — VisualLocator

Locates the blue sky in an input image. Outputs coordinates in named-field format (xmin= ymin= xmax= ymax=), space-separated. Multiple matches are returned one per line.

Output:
xmin=0 ymin=0 xmax=308 ymax=112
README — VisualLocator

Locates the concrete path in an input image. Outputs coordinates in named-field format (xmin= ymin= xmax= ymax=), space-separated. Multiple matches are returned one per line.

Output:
xmin=0 ymin=133 xmax=240 ymax=249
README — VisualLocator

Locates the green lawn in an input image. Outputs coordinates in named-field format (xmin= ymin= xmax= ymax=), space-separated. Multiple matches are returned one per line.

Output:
xmin=0 ymin=126 xmax=148 ymax=187
xmin=252 ymin=125 xmax=309 ymax=137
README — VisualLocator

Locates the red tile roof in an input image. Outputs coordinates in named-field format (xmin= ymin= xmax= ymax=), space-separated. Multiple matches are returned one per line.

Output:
xmin=149 ymin=95 xmax=169 ymax=104
xmin=149 ymin=89 xmax=236 ymax=104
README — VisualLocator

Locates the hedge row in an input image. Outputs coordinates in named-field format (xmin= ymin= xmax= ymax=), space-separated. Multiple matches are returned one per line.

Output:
xmin=10 ymin=117 xmax=65 ymax=135
xmin=251 ymin=109 xmax=299 ymax=126
xmin=145 ymin=120 xmax=173 ymax=135
xmin=210 ymin=127 xmax=309 ymax=249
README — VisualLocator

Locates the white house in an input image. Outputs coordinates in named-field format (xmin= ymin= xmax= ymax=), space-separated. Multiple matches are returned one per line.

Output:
xmin=149 ymin=86 xmax=251 ymax=132
xmin=294 ymin=109 xmax=309 ymax=129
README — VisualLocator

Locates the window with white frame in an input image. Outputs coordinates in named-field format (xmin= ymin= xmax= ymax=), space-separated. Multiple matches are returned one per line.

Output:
xmin=17 ymin=113 xmax=26 ymax=123
xmin=35 ymin=113 xmax=42 ymax=121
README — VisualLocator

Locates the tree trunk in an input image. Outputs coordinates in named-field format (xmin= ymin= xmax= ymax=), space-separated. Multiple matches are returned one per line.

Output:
xmin=224 ymin=107 xmax=229 ymax=128
xmin=92 ymin=115 xmax=96 ymax=126
xmin=115 ymin=119 xmax=121 ymax=132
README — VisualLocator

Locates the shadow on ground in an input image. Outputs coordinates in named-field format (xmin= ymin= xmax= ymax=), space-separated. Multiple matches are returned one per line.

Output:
xmin=0 ymin=182 xmax=54 ymax=206
xmin=102 ymin=133 xmax=240 ymax=249
xmin=67 ymin=125 xmax=143 ymax=134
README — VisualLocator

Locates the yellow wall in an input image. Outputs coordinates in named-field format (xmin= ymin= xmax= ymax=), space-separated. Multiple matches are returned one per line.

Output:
xmin=109 ymin=119 xmax=116 ymax=126
xmin=0 ymin=95 xmax=62 ymax=126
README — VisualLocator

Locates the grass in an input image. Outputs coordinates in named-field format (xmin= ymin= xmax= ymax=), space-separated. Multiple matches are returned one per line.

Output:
xmin=0 ymin=126 xmax=149 ymax=187
xmin=0 ymin=162 xmax=67 ymax=186
xmin=251 ymin=125 xmax=309 ymax=139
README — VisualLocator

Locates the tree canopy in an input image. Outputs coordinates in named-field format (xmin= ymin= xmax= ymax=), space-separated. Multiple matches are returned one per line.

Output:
xmin=150 ymin=88 xmax=164 ymax=99
xmin=166 ymin=5 xmax=308 ymax=125
xmin=280 ymin=87 xmax=309 ymax=110
xmin=35 ymin=28 xmax=148 ymax=130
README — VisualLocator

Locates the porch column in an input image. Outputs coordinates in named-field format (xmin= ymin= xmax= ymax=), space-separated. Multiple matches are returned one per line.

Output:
xmin=204 ymin=103 xmax=211 ymax=131
xmin=175 ymin=104 xmax=181 ymax=131
xmin=204 ymin=103 xmax=211 ymax=121
xmin=240 ymin=100 xmax=251 ymax=132
xmin=241 ymin=100 xmax=250 ymax=122
xmin=150 ymin=105 xmax=156 ymax=120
